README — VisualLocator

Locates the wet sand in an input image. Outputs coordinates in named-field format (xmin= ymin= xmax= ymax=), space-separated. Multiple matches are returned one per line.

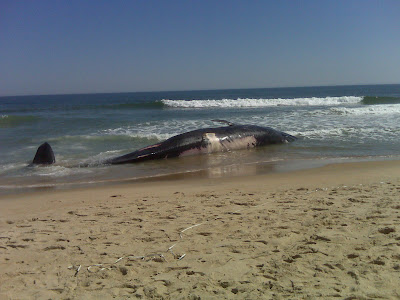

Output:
xmin=1 ymin=160 xmax=400 ymax=299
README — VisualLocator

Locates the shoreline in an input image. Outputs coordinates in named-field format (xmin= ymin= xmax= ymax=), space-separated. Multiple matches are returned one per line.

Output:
xmin=2 ymin=158 xmax=400 ymax=207
xmin=1 ymin=159 xmax=400 ymax=298
xmin=1 ymin=154 xmax=399 ymax=197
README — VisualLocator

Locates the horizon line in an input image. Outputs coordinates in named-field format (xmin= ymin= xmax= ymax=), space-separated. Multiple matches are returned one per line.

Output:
xmin=1 ymin=82 xmax=399 ymax=98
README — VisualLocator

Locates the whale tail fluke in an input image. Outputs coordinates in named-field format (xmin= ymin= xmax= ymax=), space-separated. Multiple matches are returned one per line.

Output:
xmin=32 ymin=142 xmax=55 ymax=165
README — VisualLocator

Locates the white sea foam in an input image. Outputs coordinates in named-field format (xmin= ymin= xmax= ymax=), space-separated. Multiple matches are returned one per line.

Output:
xmin=102 ymin=127 xmax=173 ymax=141
xmin=162 ymin=96 xmax=363 ymax=108
xmin=330 ymin=104 xmax=400 ymax=115
xmin=34 ymin=165 xmax=92 ymax=177
xmin=0 ymin=163 xmax=25 ymax=175
xmin=101 ymin=119 xmax=213 ymax=141
xmin=292 ymin=126 xmax=400 ymax=141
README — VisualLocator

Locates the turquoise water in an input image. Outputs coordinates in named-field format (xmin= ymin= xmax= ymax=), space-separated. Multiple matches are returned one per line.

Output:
xmin=1 ymin=84 xmax=400 ymax=192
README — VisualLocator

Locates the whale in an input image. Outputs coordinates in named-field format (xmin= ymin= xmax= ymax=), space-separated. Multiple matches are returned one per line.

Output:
xmin=31 ymin=120 xmax=297 ymax=165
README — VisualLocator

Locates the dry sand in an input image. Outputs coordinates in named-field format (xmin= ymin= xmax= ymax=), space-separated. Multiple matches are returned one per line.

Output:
xmin=1 ymin=160 xmax=400 ymax=299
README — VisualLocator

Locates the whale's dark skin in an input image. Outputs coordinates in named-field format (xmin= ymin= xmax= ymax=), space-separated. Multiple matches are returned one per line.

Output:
xmin=31 ymin=121 xmax=297 ymax=165
xmin=32 ymin=142 xmax=55 ymax=165
xmin=107 ymin=122 xmax=297 ymax=165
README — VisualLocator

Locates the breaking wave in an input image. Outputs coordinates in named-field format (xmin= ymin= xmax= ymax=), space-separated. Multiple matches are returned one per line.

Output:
xmin=162 ymin=96 xmax=363 ymax=108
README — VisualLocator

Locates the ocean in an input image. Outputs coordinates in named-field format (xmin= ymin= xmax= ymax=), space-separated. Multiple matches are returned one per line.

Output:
xmin=1 ymin=84 xmax=400 ymax=194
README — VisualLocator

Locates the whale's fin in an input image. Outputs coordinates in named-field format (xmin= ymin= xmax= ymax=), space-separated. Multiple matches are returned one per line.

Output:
xmin=211 ymin=119 xmax=235 ymax=126
xmin=32 ymin=142 xmax=55 ymax=165
xmin=281 ymin=132 xmax=297 ymax=143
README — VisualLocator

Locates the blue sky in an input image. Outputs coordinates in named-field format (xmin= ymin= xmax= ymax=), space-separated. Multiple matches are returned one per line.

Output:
xmin=1 ymin=0 xmax=399 ymax=96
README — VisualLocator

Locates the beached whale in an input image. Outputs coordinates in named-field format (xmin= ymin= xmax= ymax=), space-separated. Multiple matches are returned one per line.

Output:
xmin=31 ymin=120 xmax=297 ymax=165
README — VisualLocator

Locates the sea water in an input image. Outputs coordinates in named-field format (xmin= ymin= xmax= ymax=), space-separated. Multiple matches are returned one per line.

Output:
xmin=1 ymin=84 xmax=399 ymax=193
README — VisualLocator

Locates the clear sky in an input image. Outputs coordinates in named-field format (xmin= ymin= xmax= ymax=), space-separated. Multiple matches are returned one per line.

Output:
xmin=1 ymin=0 xmax=399 ymax=96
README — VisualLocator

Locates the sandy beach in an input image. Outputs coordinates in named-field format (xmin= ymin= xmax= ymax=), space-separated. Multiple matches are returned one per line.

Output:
xmin=1 ymin=160 xmax=400 ymax=299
